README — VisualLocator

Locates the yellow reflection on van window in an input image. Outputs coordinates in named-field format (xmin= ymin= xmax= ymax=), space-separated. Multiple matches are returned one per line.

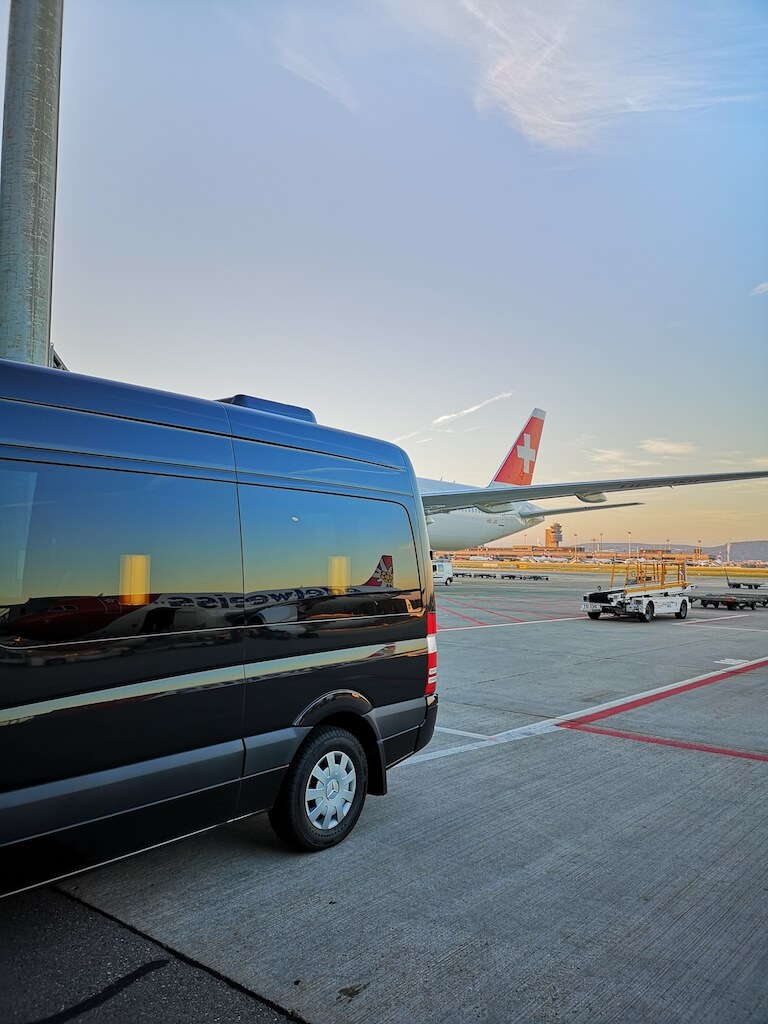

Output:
xmin=120 ymin=554 xmax=150 ymax=605
xmin=328 ymin=555 xmax=350 ymax=594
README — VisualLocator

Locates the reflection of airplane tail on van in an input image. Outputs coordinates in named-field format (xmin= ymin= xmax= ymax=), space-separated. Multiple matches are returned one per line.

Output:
xmin=1 ymin=556 xmax=399 ymax=644
xmin=361 ymin=554 xmax=394 ymax=588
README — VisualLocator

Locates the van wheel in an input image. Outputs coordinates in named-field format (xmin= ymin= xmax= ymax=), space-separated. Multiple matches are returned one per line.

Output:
xmin=587 ymin=611 xmax=601 ymax=619
xmin=639 ymin=602 xmax=654 ymax=622
xmin=675 ymin=600 xmax=688 ymax=619
xmin=444 ymin=578 xmax=452 ymax=586
xmin=268 ymin=726 xmax=367 ymax=851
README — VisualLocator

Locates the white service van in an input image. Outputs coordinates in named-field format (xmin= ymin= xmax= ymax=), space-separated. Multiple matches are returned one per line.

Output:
xmin=432 ymin=560 xmax=454 ymax=586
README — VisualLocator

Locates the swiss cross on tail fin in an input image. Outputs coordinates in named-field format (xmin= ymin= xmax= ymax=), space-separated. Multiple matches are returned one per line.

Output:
xmin=490 ymin=409 xmax=546 ymax=487
xmin=362 ymin=555 xmax=394 ymax=588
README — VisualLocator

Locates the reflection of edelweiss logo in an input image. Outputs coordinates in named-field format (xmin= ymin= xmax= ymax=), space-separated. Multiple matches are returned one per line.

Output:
xmin=379 ymin=567 xmax=394 ymax=588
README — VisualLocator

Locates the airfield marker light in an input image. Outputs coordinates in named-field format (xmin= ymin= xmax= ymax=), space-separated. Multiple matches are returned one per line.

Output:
xmin=426 ymin=610 xmax=438 ymax=695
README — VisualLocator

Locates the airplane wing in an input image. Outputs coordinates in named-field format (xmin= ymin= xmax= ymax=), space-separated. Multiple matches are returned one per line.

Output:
xmin=420 ymin=470 xmax=768 ymax=514
xmin=518 ymin=501 xmax=643 ymax=521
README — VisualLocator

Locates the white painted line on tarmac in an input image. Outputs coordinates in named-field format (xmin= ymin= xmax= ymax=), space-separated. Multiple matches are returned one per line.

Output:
xmin=688 ymin=614 xmax=750 ymax=624
xmin=402 ymin=719 xmax=563 ymax=765
xmin=400 ymin=654 xmax=768 ymax=767
xmin=434 ymin=726 xmax=491 ymax=739
xmin=688 ymin=625 xmax=767 ymax=632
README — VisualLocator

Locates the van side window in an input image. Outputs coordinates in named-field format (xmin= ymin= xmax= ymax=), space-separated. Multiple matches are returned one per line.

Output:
xmin=0 ymin=463 xmax=243 ymax=644
xmin=238 ymin=486 xmax=422 ymax=618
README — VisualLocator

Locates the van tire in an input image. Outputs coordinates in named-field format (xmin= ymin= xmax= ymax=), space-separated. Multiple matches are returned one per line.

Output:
xmin=639 ymin=602 xmax=654 ymax=622
xmin=269 ymin=726 xmax=368 ymax=851
xmin=444 ymin=578 xmax=452 ymax=586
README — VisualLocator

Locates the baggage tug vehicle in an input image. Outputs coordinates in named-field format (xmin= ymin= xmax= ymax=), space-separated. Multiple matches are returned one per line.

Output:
xmin=581 ymin=561 xmax=693 ymax=622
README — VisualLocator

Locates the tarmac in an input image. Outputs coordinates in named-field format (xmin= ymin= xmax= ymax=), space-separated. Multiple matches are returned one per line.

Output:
xmin=3 ymin=571 xmax=767 ymax=1023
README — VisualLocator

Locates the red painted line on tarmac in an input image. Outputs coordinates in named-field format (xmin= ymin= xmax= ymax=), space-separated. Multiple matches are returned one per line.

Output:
xmin=436 ymin=606 xmax=488 ymax=626
xmin=438 ymin=617 xmax=584 ymax=632
xmin=441 ymin=597 xmax=569 ymax=622
xmin=561 ymin=722 xmax=768 ymax=763
xmin=567 ymin=657 xmax=768 ymax=725
xmin=487 ymin=601 xmax=573 ymax=620
xmin=440 ymin=600 xmax=525 ymax=623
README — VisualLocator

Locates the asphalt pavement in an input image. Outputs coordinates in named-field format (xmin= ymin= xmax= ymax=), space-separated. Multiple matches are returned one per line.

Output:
xmin=4 ymin=572 xmax=767 ymax=1023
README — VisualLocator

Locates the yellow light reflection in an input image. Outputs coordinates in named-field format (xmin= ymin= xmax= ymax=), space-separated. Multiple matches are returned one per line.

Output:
xmin=120 ymin=554 xmax=150 ymax=605
xmin=328 ymin=555 xmax=350 ymax=594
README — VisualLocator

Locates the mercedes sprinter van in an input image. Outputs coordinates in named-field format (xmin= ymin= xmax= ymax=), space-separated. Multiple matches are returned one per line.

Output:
xmin=0 ymin=359 xmax=437 ymax=895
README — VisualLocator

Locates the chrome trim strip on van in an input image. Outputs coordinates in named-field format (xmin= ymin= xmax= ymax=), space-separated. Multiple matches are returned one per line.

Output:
xmin=0 ymin=640 xmax=426 ymax=727
xmin=243 ymin=638 xmax=426 ymax=683
xmin=0 ymin=741 xmax=244 ymax=844
xmin=0 ymin=666 xmax=246 ymax=727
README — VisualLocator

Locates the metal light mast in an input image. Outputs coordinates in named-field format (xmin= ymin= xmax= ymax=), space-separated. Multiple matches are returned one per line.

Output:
xmin=0 ymin=0 xmax=64 ymax=365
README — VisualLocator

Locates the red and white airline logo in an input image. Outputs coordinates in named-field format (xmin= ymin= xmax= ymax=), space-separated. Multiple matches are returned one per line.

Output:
xmin=493 ymin=410 xmax=545 ymax=486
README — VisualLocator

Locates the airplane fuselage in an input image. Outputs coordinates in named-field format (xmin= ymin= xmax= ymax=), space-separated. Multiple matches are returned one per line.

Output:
xmin=418 ymin=477 xmax=544 ymax=549
xmin=423 ymin=506 xmax=544 ymax=549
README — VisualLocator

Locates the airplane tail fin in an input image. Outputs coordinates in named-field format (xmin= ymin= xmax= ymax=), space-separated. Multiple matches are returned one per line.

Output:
xmin=361 ymin=555 xmax=394 ymax=588
xmin=489 ymin=408 xmax=546 ymax=487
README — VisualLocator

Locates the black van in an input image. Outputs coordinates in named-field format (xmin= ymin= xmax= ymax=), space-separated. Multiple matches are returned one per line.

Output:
xmin=0 ymin=359 xmax=437 ymax=896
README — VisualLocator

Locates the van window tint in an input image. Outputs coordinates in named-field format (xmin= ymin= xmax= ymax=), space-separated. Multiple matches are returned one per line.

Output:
xmin=0 ymin=463 xmax=243 ymax=643
xmin=239 ymin=486 xmax=421 ymax=621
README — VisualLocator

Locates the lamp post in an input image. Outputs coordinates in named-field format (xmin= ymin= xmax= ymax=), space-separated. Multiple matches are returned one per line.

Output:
xmin=599 ymin=532 xmax=603 ymax=554
xmin=627 ymin=531 xmax=632 ymax=559
xmin=0 ymin=0 xmax=64 ymax=365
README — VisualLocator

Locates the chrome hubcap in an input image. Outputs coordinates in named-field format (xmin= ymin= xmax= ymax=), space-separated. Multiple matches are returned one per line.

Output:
xmin=305 ymin=750 xmax=356 ymax=830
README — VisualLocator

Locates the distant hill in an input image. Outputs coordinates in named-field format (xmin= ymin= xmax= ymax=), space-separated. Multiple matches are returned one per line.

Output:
xmin=595 ymin=540 xmax=768 ymax=563
xmin=706 ymin=541 xmax=768 ymax=563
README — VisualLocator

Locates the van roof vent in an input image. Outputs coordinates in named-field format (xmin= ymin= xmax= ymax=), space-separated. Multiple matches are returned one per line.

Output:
xmin=217 ymin=394 xmax=317 ymax=423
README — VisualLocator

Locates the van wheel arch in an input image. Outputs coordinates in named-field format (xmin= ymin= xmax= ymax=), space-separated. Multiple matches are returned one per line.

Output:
xmin=319 ymin=711 xmax=386 ymax=796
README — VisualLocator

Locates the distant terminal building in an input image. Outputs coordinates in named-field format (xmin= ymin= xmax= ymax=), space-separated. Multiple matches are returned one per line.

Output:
xmin=443 ymin=541 xmax=694 ymax=564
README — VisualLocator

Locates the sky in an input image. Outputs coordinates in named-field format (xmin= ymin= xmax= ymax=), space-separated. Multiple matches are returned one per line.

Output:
xmin=1 ymin=0 xmax=767 ymax=545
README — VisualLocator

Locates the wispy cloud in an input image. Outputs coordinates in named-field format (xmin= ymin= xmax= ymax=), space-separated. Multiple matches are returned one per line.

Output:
xmin=267 ymin=1 xmax=768 ymax=149
xmin=387 ymin=0 xmax=768 ymax=148
xmin=393 ymin=391 xmax=514 ymax=443
xmin=579 ymin=441 xmax=768 ymax=475
xmin=639 ymin=438 xmax=697 ymax=456
xmin=751 ymin=282 xmax=768 ymax=296
xmin=433 ymin=391 xmax=514 ymax=425
xmin=578 ymin=447 xmax=657 ymax=472
xmin=277 ymin=10 xmax=361 ymax=111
